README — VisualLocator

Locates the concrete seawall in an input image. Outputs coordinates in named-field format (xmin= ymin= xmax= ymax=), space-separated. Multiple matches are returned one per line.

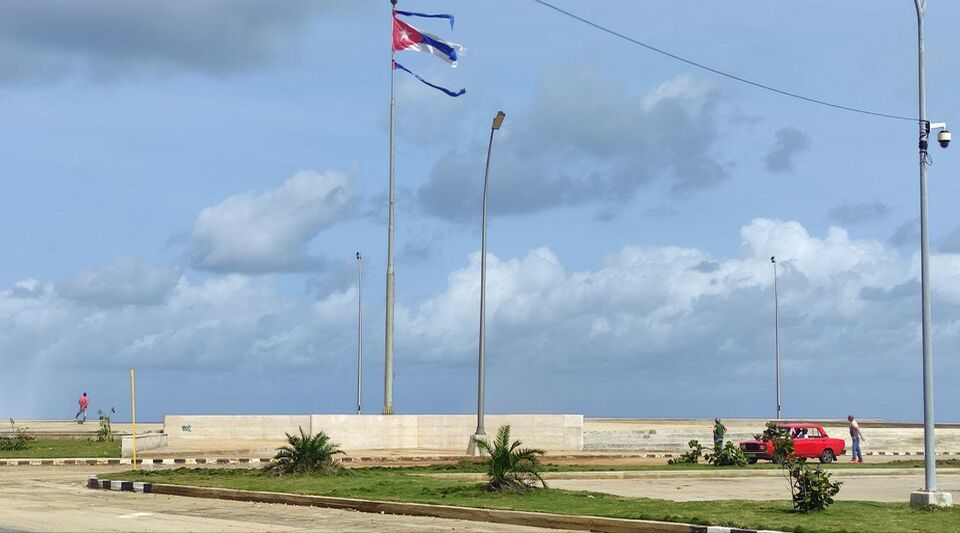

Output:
xmin=164 ymin=414 xmax=584 ymax=453
xmin=584 ymin=418 xmax=960 ymax=453
xmin=154 ymin=416 xmax=960 ymax=456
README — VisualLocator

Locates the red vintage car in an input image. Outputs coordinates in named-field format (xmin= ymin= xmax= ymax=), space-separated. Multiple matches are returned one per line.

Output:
xmin=739 ymin=423 xmax=846 ymax=464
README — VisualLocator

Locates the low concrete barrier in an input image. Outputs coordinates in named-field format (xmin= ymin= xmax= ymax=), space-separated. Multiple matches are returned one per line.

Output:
xmin=583 ymin=418 xmax=960 ymax=453
xmin=161 ymin=416 xmax=960 ymax=455
xmin=164 ymin=414 xmax=584 ymax=453
xmin=121 ymin=433 xmax=168 ymax=458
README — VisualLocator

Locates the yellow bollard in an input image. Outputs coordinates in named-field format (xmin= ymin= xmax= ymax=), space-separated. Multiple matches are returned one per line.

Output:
xmin=130 ymin=369 xmax=137 ymax=471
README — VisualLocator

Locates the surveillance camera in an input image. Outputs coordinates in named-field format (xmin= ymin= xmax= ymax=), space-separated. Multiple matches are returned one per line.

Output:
xmin=938 ymin=129 xmax=951 ymax=148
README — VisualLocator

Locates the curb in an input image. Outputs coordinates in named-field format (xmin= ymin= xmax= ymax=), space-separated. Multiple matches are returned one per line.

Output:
xmin=3 ymin=450 xmax=957 ymax=467
xmin=86 ymin=478 xmax=783 ymax=533
xmin=864 ymin=451 xmax=960 ymax=456
xmin=87 ymin=476 xmax=153 ymax=493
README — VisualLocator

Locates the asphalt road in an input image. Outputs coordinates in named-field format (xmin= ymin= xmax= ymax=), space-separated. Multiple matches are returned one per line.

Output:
xmin=0 ymin=466 xmax=570 ymax=533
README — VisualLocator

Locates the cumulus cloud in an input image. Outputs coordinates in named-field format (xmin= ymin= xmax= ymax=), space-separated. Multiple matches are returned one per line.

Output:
xmin=393 ymin=218 xmax=960 ymax=418
xmin=764 ymin=127 xmax=811 ymax=173
xmin=417 ymin=72 xmax=730 ymax=222
xmin=58 ymin=256 xmax=180 ymax=306
xmin=0 ymin=272 xmax=357 ymax=373
xmin=3 ymin=218 xmax=960 ymax=419
xmin=187 ymin=170 xmax=352 ymax=273
xmin=828 ymin=201 xmax=892 ymax=225
xmin=0 ymin=0 xmax=331 ymax=83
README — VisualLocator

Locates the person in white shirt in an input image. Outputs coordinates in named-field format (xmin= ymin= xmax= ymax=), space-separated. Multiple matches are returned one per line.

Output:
xmin=848 ymin=414 xmax=865 ymax=463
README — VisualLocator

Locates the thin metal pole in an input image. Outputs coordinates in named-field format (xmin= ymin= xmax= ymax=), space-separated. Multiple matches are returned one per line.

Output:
xmin=383 ymin=0 xmax=397 ymax=415
xmin=129 ymin=368 xmax=137 ymax=471
xmin=915 ymin=0 xmax=937 ymax=493
xmin=772 ymin=257 xmax=781 ymax=420
xmin=357 ymin=251 xmax=363 ymax=415
xmin=475 ymin=126 xmax=497 ymax=438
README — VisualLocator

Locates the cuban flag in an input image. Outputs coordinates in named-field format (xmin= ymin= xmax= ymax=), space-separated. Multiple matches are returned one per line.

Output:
xmin=393 ymin=16 xmax=463 ymax=68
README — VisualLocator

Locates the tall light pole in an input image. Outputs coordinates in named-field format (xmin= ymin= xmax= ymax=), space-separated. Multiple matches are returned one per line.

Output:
xmin=356 ymin=251 xmax=363 ymax=415
xmin=771 ymin=256 xmax=781 ymax=421
xmin=911 ymin=0 xmax=952 ymax=507
xmin=474 ymin=111 xmax=506 ymax=439
xmin=383 ymin=0 xmax=398 ymax=415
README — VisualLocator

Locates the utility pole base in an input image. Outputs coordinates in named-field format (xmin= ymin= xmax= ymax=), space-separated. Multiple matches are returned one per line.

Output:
xmin=466 ymin=433 xmax=486 ymax=456
xmin=910 ymin=490 xmax=953 ymax=508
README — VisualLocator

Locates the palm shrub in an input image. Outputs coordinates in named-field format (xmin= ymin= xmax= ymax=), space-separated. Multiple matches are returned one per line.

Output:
xmin=474 ymin=425 xmax=546 ymax=493
xmin=266 ymin=427 xmax=344 ymax=476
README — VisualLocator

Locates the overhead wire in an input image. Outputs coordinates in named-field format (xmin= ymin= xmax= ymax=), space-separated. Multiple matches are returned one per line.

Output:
xmin=531 ymin=0 xmax=919 ymax=123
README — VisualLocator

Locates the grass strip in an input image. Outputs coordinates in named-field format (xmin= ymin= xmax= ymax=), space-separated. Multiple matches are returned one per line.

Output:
xmin=0 ymin=439 xmax=120 ymax=458
xmin=103 ymin=467 xmax=960 ymax=533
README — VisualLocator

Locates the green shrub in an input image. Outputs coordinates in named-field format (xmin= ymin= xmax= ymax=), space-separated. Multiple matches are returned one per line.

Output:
xmin=266 ymin=427 xmax=344 ymax=476
xmin=97 ymin=410 xmax=114 ymax=442
xmin=790 ymin=463 xmax=842 ymax=511
xmin=760 ymin=422 xmax=842 ymax=511
xmin=668 ymin=440 xmax=703 ymax=465
xmin=0 ymin=437 xmax=28 ymax=451
xmin=705 ymin=441 xmax=749 ymax=467
xmin=474 ymin=425 xmax=546 ymax=493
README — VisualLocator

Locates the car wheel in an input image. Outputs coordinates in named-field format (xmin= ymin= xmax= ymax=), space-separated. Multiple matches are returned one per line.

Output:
xmin=820 ymin=449 xmax=835 ymax=464
xmin=747 ymin=458 xmax=758 ymax=464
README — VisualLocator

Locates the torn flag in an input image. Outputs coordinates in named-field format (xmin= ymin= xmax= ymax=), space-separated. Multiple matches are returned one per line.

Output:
xmin=393 ymin=16 xmax=463 ymax=67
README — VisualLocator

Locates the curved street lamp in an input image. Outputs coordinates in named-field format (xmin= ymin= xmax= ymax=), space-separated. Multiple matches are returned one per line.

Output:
xmin=474 ymin=111 xmax=506 ymax=439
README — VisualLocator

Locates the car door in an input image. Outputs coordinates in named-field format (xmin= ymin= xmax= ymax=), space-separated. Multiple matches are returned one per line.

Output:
xmin=792 ymin=427 xmax=815 ymax=457
xmin=801 ymin=427 xmax=826 ymax=458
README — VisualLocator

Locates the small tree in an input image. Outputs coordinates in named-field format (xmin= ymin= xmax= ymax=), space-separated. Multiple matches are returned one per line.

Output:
xmin=266 ymin=427 xmax=344 ymax=476
xmin=96 ymin=409 xmax=114 ymax=442
xmin=474 ymin=425 xmax=546 ymax=493
xmin=668 ymin=440 xmax=704 ymax=465
xmin=759 ymin=422 xmax=842 ymax=511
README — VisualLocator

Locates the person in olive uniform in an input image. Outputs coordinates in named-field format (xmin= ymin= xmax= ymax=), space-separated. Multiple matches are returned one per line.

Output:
xmin=713 ymin=417 xmax=727 ymax=451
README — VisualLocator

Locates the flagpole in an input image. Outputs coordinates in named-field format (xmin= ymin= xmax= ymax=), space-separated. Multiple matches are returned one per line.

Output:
xmin=383 ymin=0 xmax=397 ymax=415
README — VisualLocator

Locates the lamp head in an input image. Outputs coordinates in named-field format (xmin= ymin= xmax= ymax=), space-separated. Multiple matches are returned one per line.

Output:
xmin=492 ymin=111 xmax=506 ymax=130
xmin=770 ymin=256 xmax=776 ymax=264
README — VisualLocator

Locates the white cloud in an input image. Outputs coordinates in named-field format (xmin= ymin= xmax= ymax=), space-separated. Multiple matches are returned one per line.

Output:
xmin=3 ymin=218 xmax=959 ymax=420
xmin=188 ymin=170 xmax=352 ymax=273
xmin=396 ymin=218 xmax=949 ymax=376
xmin=58 ymin=256 xmax=180 ymax=306
xmin=0 ymin=271 xmax=360 ymax=375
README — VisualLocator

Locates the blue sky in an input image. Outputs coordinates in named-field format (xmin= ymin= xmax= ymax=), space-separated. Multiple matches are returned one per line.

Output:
xmin=1 ymin=1 xmax=959 ymax=424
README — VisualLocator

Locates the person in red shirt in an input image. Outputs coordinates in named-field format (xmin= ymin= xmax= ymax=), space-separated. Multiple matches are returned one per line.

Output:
xmin=75 ymin=392 xmax=89 ymax=424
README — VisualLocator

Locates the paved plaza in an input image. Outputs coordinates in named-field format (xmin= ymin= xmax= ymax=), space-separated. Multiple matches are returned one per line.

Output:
xmin=0 ymin=466 xmax=570 ymax=533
